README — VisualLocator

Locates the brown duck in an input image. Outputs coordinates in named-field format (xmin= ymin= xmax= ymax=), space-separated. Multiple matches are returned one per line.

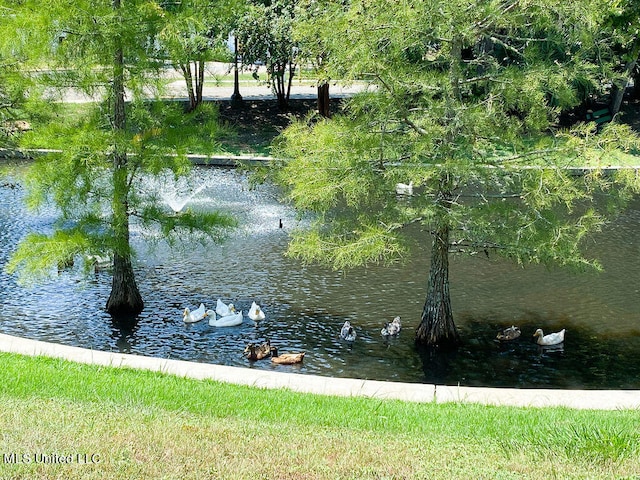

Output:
xmin=270 ymin=346 xmax=305 ymax=365
xmin=243 ymin=341 xmax=272 ymax=360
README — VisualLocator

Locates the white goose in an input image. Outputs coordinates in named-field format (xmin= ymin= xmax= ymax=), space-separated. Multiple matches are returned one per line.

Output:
xmin=208 ymin=310 xmax=243 ymax=327
xmin=183 ymin=303 xmax=207 ymax=323
xmin=216 ymin=299 xmax=236 ymax=317
xmin=533 ymin=328 xmax=565 ymax=346
xmin=248 ymin=301 xmax=265 ymax=321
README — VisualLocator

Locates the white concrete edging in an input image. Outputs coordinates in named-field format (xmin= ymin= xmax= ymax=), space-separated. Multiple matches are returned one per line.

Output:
xmin=1 ymin=333 xmax=638 ymax=410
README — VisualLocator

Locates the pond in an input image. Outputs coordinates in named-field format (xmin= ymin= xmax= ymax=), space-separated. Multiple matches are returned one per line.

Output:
xmin=1 ymin=160 xmax=639 ymax=389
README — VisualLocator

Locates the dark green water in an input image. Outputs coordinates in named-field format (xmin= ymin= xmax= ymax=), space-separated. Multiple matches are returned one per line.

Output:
xmin=1 ymin=162 xmax=639 ymax=388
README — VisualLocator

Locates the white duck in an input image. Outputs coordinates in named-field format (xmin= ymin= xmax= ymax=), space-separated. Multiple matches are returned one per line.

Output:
xmin=533 ymin=328 xmax=565 ymax=346
xmin=183 ymin=303 xmax=207 ymax=323
xmin=340 ymin=321 xmax=357 ymax=342
xmin=381 ymin=316 xmax=402 ymax=336
xmin=216 ymin=299 xmax=236 ymax=317
xmin=248 ymin=301 xmax=265 ymax=321
xmin=208 ymin=310 xmax=243 ymax=327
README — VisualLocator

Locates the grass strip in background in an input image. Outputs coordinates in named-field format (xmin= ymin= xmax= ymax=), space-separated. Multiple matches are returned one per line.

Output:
xmin=0 ymin=352 xmax=639 ymax=479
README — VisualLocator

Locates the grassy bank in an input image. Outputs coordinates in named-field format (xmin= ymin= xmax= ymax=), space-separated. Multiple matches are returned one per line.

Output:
xmin=0 ymin=353 xmax=639 ymax=479
xmin=21 ymin=98 xmax=325 ymax=158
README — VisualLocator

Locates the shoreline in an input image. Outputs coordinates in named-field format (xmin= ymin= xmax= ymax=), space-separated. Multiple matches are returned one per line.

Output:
xmin=3 ymin=149 xmax=640 ymax=172
xmin=1 ymin=333 xmax=639 ymax=410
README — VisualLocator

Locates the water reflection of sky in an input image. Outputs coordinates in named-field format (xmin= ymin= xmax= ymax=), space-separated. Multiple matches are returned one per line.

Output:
xmin=1 ymin=162 xmax=640 ymax=388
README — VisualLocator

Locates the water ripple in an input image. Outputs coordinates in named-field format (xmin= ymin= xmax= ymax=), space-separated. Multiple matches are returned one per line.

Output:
xmin=1 ymin=163 xmax=639 ymax=387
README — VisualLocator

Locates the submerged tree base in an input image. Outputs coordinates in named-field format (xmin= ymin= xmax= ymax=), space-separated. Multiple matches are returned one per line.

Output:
xmin=415 ymin=223 xmax=461 ymax=349
xmin=415 ymin=302 xmax=461 ymax=349
xmin=106 ymin=292 xmax=144 ymax=317
xmin=415 ymin=326 xmax=462 ymax=350
xmin=106 ymin=254 xmax=144 ymax=316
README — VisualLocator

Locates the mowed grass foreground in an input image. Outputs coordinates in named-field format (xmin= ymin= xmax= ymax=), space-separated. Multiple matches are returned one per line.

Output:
xmin=0 ymin=353 xmax=639 ymax=479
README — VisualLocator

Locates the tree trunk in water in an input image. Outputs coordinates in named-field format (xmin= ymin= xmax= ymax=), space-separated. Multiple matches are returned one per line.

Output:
xmin=106 ymin=2 xmax=144 ymax=316
xmin=415 ymin=38 xmax=462 ymax=349
xmin=415 ymin=223 xmax=460 ymax=348
xmin=317 ymin=82 xmax=330 ymax=117
xmin=106 ymin=147 xmax=143 ymax=315
xmin=106 ymin=130 xmax=144 ymax=316
xmin=107 ymin=252 xmax=144 ymax=315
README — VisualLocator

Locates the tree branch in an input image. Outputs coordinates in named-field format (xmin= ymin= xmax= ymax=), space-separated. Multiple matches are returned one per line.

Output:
xmin=402 ymin=116 xmax=428 ymax=136
xmin=474 ymin=1 xmax=519 ymax=31
xmin=494 ymin=147 xmax=569 ymax=164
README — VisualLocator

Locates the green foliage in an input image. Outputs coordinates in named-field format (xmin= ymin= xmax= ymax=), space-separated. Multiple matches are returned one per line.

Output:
xmin=158 ymin=0 xmax=239 ymax=63
xmin=127 ymin=101 xmax=232 ymax=157
xmin=22 ymin=101 xmax=235 ymax=157
xmin=236 ymin=0 xmax=297 ymax=105
xmin=291 ymin=0 xmax=346 ymax=82
xmin=157 ymin=0 xmax=242 ymax=109
xmin=287 ymin=221 xmax=407 ymax=270
xmin=237 ymin=0 xmax=296 ymax=67
xmin=4 ymin=231 xmax=92 ymax=284
xmin=6 ymin=101 xmax=237 ymax=283
xmin=273 ymin=0 xmax=640 ymax=276
xmin=0 ymin=16 xmax=30 ymax=148
xmin=1 ymin=1 xmax=236 ymax=288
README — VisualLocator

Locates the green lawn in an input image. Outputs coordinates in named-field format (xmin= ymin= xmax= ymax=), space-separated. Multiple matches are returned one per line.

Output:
xmin=1 ymin=352 xmax=639 ymax=479
xmin=20 ymin=100 xmax=277 ymax=157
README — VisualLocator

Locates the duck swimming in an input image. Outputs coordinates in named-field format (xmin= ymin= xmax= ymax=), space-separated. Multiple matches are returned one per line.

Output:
xmin=270 ymin=347 xmax=305 ymax=365
xmin=381 ymin=316 xmax=402 ymax=336
xmin=248 ymin=301 xmax=265 ymax=321
xmin=533 ymin=328 xmax=565 ymax=346
xmin=496 ymin=325 xmax=521 ymax=342
xmin=244 ymin=341 xmax=272 ymax=360
xmin=183 ymin=303 xmax=207 ymax=323
xmin=215 ymin=299 xmax=235 ymax=317
xmin=340 ymin=321 xmax=357 ymax=342
xmin=209 ymin=310 xmax=243 ymax=327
